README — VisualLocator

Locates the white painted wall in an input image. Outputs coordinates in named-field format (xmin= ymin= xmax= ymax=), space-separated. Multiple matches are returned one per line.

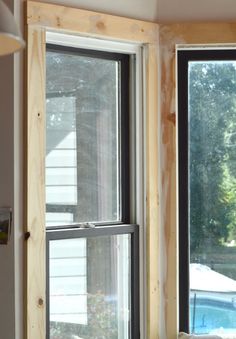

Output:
xmin=0 ymin=1 xmax=16 ymax=339
xmin=157 ymin=0 xmax=236 ymax=22
xmin=0 ymin=0 xmax=234 ymax=339
xmin=0 ymin=49 xmax=15 ymax=338
xmin=0 ymin=1 xmax=24 ymax=338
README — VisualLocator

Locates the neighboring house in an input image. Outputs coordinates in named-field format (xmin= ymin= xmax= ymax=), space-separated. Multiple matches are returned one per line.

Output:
xmin=1 ymin=0 xmax=236 ymax=339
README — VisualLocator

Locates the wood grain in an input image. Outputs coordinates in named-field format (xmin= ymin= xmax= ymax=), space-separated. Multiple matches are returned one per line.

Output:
xmin=26 ymin=25 xmax=46 ymax=339
xmin=27 ymin=1 xmax=158 ymax=44
xmin=145 ymin=44 xmax=160 ymax=339
xmin=26 ymin=2 xmax=159 ymax=339
xmin=159 ymin=23 xmax=236 ymax=339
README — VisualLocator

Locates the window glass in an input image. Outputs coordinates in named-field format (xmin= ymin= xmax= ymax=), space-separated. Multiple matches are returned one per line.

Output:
xmin=49 ymin=234 xmax=131 ymax=339
xmin=45 ymin=45 xmax=138 ymax=339
xmin=188 ymin=58 xmax=236 ymax=335
xmin=46 ymin=48 xmax=121 ymax=225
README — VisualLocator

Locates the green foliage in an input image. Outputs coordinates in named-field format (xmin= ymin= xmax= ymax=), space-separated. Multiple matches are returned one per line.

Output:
xmin=189 ymin=62 xmax=236 ymax=253
xmin=50 ymin=292 xmax=118 ymax=339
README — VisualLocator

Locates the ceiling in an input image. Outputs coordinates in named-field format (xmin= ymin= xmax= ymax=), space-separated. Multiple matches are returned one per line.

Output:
xmin=38 ymin=0 xmax=236 ymax=23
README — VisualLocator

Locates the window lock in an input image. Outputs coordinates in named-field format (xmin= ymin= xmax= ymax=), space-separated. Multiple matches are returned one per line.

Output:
xmin=80 ymin=222 xmax=96 ymax=228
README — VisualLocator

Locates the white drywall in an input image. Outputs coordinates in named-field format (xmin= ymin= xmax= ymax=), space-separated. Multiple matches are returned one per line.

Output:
xmin=0 ymin=2 xmax=15 ymax=339
xmin=157 ymin=0 xmax=236 ymax=22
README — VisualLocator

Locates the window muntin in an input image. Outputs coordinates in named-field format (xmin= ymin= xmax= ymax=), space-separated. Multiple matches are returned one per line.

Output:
xmin=178 ymin=50 xmax=236 ymax=335
xmin=46 ymin=45 xmax=129 ymax=226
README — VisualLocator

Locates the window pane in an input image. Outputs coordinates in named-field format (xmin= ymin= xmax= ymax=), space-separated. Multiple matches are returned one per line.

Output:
xmin=49 ymin=234 xmax=131 ymax=339
xmin=46 ymin=48 xmax=121 ymax=225
xmin=189 ymin=60 xmax=236 ymax=335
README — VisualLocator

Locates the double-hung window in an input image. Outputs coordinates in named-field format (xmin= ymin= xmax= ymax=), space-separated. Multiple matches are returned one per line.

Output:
xmin=26 ymin=3 xmax=159 ymax=338
xmin=178 ymin=49 xmax=236 ymax=336
xmin=45 ymin=41 xmax=139 ymax=339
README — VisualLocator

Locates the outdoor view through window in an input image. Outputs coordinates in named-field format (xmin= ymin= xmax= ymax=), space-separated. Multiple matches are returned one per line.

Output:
xmin=45 ymin=44 xmax=134 ymax=339
xmin=188 ymin=56 xmax=236 ymax=335
xmin=46 ymin=48 xmax=121 ymax=226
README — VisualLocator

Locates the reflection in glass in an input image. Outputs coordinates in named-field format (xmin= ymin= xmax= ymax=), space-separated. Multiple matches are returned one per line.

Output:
xmin=46 ymin=49 xmax=120 ymax=225
xmin=49 ymin=234 xmax=131 ymax=339
xmin=189 ymin=61 xmax=236 ymax=334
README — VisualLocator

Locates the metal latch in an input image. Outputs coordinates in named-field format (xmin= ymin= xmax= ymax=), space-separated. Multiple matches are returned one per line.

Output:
xmin=80 ymin=222 xmax=95 ymax=228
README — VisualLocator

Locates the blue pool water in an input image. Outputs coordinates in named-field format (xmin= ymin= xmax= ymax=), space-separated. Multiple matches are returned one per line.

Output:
xmin=190 ymin=296 xmax=236 ymax=334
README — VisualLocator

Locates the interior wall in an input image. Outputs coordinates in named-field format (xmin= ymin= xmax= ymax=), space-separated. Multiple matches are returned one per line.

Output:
xmin=0 ymin=1 xmax=24 ymax=338
xmin=0 ymin=50 xmax=15 ymax=336
xmin=0 ymin=1 xmax=15 ymax=339
xmin=157 ymin=0 xmax=236 ymax=22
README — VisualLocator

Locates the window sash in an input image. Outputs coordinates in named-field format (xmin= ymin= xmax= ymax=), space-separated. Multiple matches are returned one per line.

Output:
xmin=46 ymin=224 xmax=140 ymax=339
xmin=178 ymin=48 xmax=236 ymax=333
xmin=45 ymin=44 xmax=138 ymax=338
xmin=45 ymin=44 xmax=130 ymax=226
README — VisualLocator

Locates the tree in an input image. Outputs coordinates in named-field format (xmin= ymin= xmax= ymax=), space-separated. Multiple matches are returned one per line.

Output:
xmin=189 ymin=62 xmax=236 ymax=253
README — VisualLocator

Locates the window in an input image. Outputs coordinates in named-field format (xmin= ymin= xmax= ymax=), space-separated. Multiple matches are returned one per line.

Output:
xmin=45 ymin=44 xmax=139 ymax=339
xmin=47 ymin=228 xmax=139 ymax=339
xmin=45 ymin=45 xmax=130 ymax=226
xmin=178 ymin=49 xmax=236 ymax=336
xmin=26 ymin=3 xmax=158 ymax=339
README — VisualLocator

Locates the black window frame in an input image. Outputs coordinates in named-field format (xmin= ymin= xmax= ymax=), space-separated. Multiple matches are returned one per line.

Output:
xmin=178 ymin=48 xmax=236 ymax=333
xmin=45 ymin=44 xmax=140 ymax=339
xmin=46 ymin=44 xmax=130 ymax=226
xmin=46 ymin=225 xmax=140 ymax=339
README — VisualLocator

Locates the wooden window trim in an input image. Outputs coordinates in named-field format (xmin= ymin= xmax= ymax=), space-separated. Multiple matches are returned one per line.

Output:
xmin=25 ymin=2 xmax=159 ymax=339
xmin=178 ymin=48 xmax=236 ymax=333
xmin=160 ymin=23 xmax=236 ymax=339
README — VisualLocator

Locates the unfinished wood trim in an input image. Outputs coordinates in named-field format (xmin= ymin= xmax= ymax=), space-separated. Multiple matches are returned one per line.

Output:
xmin=26 ymin=1 xmax=158 ymax=44
xmin=26 ymin=2 xmax=159 ymax=339
xmin=145 ymin=44 xmax=160 ymax=339
xmin=159 ymin=23 xmax=236 ymax=339
xmin=161 ymin=23 xmax=236 ymax=46
xmin=26 ymin=25 xmax=46 ymax=339
xmin=159 ymin=31 xmax=178 ymax=339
